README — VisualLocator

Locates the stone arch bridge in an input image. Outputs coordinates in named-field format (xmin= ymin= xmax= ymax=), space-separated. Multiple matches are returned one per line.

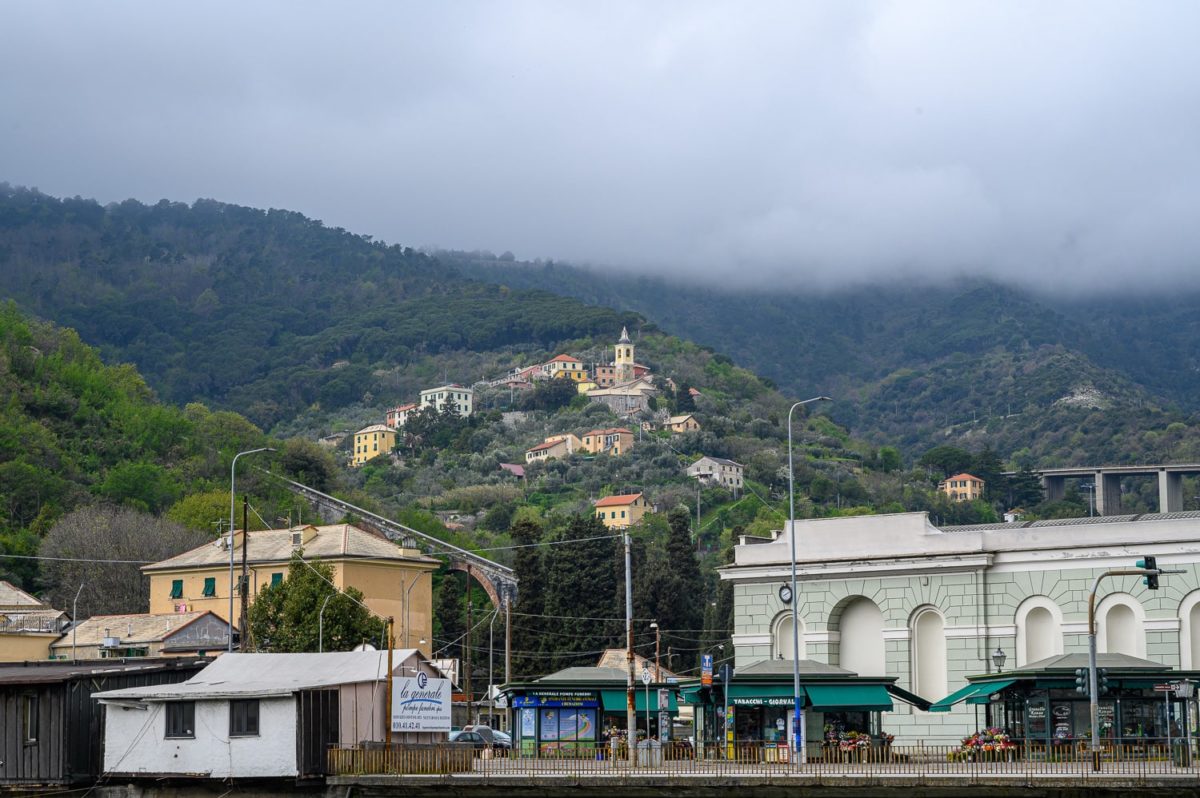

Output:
xmin=268 ymin=473 xmax=516 ymax=608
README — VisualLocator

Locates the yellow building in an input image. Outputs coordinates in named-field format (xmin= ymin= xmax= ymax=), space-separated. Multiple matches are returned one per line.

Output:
xmin=543 ymin=354 xmax=589 ymax=382
xmin=594 ymin=493 xmax=650 ymax=529
xmin=938 ymin=473 xmax=986 ymax=502
xmin=666 ymin=414 xmax=701 ymax=434
xmin=581 ymin=427 xmax=634 ymax=456
xmin=352 ymin=424 xmax=397 ymax=467
xmin=0 ymin=581 xmax=67 ymax=662
xmin=143 ymin=523 xmax=440 ymax=649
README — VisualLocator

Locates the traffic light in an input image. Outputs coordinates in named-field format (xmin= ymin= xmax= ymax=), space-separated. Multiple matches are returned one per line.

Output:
xmin=1137 ymin=555 xmax=1159 ymax=590
xmin=1075 ymin=668 xmax=1088 ymax=695
xmin=1098 ymin=668 xmax=1110 ymax=695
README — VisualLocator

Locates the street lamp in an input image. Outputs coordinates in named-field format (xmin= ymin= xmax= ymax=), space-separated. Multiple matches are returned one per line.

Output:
xmin=1080 ymin=482 xmax=1095 ymax=518
xmin=650 ymin=621 xmax=661 ymax=681
xmin=229 ymin=446 xmax=275 ymax=651
xmin=992 ymin=646 xmax=1007 ymax=673
xmin=787 ymin=395 xmax=832 ymax=763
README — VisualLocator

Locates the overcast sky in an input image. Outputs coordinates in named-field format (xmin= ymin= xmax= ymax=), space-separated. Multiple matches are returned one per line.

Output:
xmin=2 ymin=2 xmax=1198 ymax=291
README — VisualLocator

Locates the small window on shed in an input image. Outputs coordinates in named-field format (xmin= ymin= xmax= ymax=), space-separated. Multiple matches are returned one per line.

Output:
xmin=22 ymin=694 xmax=38 ymax=743
xmin=229 ymin=699 xmax=260 ymax=736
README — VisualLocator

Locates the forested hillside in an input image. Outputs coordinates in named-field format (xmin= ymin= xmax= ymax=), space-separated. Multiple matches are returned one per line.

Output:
xmin=0 ymin=185 xmax=637 ymax=431
xmin=449 ymin=252 xmax=1200 ymax=466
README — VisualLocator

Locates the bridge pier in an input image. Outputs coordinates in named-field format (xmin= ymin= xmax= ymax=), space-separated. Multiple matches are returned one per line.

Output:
xmin=1043 ymin=475 xmax=1066 ymax=503
xmin=1159 ymin=470 xmax=1184 ymax=513
xmin=1095 ymin=471 xmax=1121 ymax=516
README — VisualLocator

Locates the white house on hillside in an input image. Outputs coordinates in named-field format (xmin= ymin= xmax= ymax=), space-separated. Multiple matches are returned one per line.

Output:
xmin=419 ymin=384 xmax=474 ymax=417
xmin=95 ymin=650 xmax=445 ymax=780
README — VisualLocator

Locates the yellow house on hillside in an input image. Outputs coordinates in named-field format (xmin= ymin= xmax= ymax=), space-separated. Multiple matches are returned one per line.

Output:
xmin=543 ymin=354 xmax=588 ymax=382
xmin=594 ymin=493 xmax=650 ymax=530
xmin=581 ymin=427 xmax=634 ymax=456
xmin=143 ymin=524 xmax=440 ymax=649
xmin=938 ymin=472 xmax=986 ymax=502
xmin=666 ymin=414 xmax=701 ymax=434
xmin=352 ymin=424 xmax=397 ymax=467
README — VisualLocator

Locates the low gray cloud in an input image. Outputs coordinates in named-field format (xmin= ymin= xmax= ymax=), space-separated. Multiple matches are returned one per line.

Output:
xmin=2 ymin=1 xmax=1197 ymax=291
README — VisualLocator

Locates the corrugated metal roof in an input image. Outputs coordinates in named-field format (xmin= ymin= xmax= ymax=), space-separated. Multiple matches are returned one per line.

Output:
xmin=94 ymin=650 xmax=420 ymax=701
xmin=48 ymin=611 xmax=218 ymax=649
xmin=0 ymin=658 xmax=207 ymax=685
xmin=946 ymin=510 xmax=1200 ymax=532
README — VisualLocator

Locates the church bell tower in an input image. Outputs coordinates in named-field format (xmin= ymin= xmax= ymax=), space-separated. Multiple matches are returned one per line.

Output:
xmin=615 ymin=326 xmax=634 ymax=384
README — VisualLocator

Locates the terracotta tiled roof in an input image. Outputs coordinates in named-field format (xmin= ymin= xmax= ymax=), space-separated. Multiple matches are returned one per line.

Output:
xmin=527 ymin=440 xmax=560 ymax=453
xmin=944 ymin=473 xmax=983 ymax=483
xmin=583 ymin=427 xmax=633 ymax=437
xmin=546 ymin=354 xmax=581 ymax=364
xmin=388 ymin=403 xmax=418 ymax=412
xmin=143 ymin=524 xmax=437 ymax=572
xmin=594 ymin=493 xmax=643 ymax=508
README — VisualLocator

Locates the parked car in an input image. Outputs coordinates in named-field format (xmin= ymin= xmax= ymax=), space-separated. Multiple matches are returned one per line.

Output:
xmin=450 ymin=725 xmax=512 ymax=753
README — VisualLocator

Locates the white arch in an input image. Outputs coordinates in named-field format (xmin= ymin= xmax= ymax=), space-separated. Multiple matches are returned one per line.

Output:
xmin=838 ymin=597 xmax=886 ymax=676
xmin=772 ymin=612 xmax=806 ymax=660
xmin=1096 ymin=593 xmax=1147 ymax=658
xmin=1014 ymin=596 xmax=1064 ymax=666
xmin=911 ymin=606 xmax=946 ymax=700
xmin=1179 ymin=591 xmax=1200 ymax=669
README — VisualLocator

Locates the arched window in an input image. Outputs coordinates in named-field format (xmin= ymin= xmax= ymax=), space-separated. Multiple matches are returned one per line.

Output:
xmin=1097 ymin=594 xmax=1146 ymax=658
xmin=773 ymin=613 xmax=805 ymax=660
xmin=838 ymin=597 xmax=885 ymax=676
xmin=1015 ymin=596 xmax=1063 ymax=666
xmin=1179 ymin=591 xmax=1200 ymax=669
xmin=911 ymin=607 xmax=946 ymax=700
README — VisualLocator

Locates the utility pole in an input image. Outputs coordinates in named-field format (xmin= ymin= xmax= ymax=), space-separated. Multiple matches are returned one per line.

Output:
xmin=504 ymin=589 xmax=512 ymax=685
xmin=385 ymin=617 xmax=395 ymax=747
xmin=651 ymin=621 xmax=661 ymax=681
xmin=239 ymin=496 xmax=250 ymax=650
xmin=465 ymin=565 xmax=473 ymax=726
xmin=625 ymin=532 xmax=636 ymax=764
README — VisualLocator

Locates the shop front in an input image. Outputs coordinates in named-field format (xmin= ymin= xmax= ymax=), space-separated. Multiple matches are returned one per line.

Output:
xmin=684 ymin=659 xmax=929 ymax=761
xmin=502 ymin=666 xmax=680 ymax=757
xmin=931 ymin=653 xmax=1200 ymax=756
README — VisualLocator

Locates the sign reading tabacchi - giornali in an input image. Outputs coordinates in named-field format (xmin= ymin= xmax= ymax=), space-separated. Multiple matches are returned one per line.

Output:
xmin=391 ymin=672 xmax=452 ymax=732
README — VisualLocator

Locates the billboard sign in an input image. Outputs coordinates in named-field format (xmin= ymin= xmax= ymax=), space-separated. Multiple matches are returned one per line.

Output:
xmin=391 ymin=672 xmax=452 ymax=732
xmin=701 ymin=654 xmax=713 ymax=687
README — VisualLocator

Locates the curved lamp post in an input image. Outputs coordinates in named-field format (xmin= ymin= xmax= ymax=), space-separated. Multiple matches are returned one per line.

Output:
xmin=229 ymin=446 xmax=274 ymax=651
xmin=787 ymin=396 xmax=832 ymax=763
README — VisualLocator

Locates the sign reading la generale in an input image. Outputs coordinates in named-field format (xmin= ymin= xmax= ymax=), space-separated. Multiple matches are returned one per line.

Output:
xmin=391 ymin=672 xmax=452 ymax=732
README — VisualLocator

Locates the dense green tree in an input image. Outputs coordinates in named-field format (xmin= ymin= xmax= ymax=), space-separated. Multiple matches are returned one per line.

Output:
xmin=1006 ymin=468 xmax=1045 ymax=510
xmin=166 ymin=490 xmax=239 ymax=534
xmin=918 ymin=446 xmax=975 ymax=479
xmin=654 ymin=508 xmax=706 ymax=667
xmin=508 ymin=517 xmax=546 ymax=678
xmin=541 ymin=515 xmax=621 ymax=671
xmin=674 ymin=381 xmax=697 ymax=413
xmin=433 ymin=570 xmax=466 ymax=661
xmin=248 ymin=554 xmax=384 ymax=652
xmin=522 ymin=378 xmax=578 ymax=412
xmin=877 ymin=446 xmax=903 ymax=473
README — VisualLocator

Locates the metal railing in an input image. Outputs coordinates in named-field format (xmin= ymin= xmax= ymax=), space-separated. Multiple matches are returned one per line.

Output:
xmin=327 ymin=739 xmax=1200 ymax=779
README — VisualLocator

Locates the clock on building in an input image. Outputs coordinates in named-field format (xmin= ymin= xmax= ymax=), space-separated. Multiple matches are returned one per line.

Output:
xmin=779 ymin=584 xmax=793 ymax=604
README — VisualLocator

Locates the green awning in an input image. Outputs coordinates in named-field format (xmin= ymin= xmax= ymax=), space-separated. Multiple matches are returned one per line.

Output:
xmin=600 ymin=690 xmax=679 ymax=713
xmin=931 ymin=679 xmax=1017 ymax=712
xmin=930 ymin=683 xmax=983 ymax=712
xmin=965 ymin=679 xmax=1017 ymax=705
xmin=727 ymin=684 xmax=802 ymax=707
xmin=805 ymin=683 xmax=893 ymax=711
xmin=680 ymin=687 xmax=705 ymax=706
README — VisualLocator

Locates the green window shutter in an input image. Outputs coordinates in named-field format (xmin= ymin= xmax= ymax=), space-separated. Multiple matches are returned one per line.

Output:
xmin=271 ymin=572 xmax=283 ymax=587
xmin=170 ymin=579 xmax=183 ymax=599
xmin=202 ymin=577 xmax=216 ymax=597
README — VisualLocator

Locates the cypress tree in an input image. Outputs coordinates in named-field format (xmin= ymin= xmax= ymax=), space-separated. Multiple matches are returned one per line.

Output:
xmin=542 ymin=514 xmax=621 ymax=672
xmin=509 ymin=516 xmax=546 ymax=679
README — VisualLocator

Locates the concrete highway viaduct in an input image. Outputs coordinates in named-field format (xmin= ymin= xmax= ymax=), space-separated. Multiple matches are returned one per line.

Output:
xmin=1014 ymin=463 xmax=1200 ymax=516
